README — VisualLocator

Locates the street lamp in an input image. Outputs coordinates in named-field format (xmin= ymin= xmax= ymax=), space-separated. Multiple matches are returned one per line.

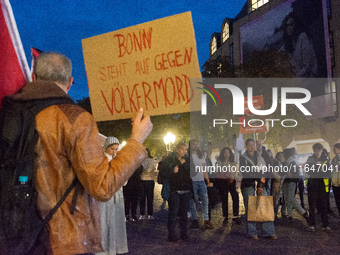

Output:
xmin=164 ymin=132 xmax=176 ymax=152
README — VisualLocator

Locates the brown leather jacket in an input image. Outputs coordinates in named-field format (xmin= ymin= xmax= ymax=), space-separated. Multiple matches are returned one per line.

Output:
xmin=12 ymin=81 xmax=147 ymax=255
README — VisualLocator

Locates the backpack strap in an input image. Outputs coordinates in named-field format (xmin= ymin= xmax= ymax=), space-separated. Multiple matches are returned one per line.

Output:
xmin=1 ymin=96 xmax=79 ymax=222
xmin=70 ymin=180 xmax=81 ymax=215
xmin=43 ymin=178 xmax=78 ymax=224
xmin=26 ymin=97 xmax=75 ymax=116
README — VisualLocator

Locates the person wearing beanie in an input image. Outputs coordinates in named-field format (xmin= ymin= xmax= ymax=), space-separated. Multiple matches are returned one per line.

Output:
xmin=103 ymin=137 xmax=120 ymax=157
xmin=97 ymin=137 xmax=128 ymax=255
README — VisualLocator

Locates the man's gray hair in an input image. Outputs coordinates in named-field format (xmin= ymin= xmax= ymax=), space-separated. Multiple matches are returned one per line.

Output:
xmin=34 ymin=52 xmax=72 ymax=86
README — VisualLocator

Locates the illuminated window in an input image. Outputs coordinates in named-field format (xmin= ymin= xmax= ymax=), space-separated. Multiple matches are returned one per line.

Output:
xmin=251 ymin=0 xmax=269 ymax=11
xmin=222 ymin=23 xmax=229 ymax=43
xmin=211 ymin=37 xmax=217 ymax=55
xmin=324 ymin=81 xmax=337 ymax=114
xmin=217 ymin=63 xmax=222 ymax=74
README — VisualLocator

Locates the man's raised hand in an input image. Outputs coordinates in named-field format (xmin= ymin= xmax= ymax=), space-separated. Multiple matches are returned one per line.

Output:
xmin=131 ymin=108 xmax=153 ymax=144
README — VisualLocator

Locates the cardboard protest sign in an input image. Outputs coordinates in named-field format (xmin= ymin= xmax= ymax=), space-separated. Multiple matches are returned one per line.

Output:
xmin=239 ymin=95 xmax=267 ymax=134
xmin=82 ymin=12 xmax=202 ymax=121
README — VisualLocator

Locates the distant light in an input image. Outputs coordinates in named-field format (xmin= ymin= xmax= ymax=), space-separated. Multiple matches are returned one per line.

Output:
xmin=164 ymin=132 xmax=175 ymax=144
xmin=122 ymin=141 xmax=126 ymax=147
xmin=164 ymin=132 xmax=176 ymax=151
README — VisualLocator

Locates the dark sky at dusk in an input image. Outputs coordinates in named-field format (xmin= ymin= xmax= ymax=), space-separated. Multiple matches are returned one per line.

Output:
xmin=11 ymin=0 xmax=245 ymax=101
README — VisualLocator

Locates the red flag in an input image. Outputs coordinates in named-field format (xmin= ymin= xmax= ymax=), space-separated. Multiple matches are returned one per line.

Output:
xmin=30 ymin=47 xmax=43 ymax=73
xmin=31 ymin=47 xmax=43 ymax=59
xmin=0 ymin=0 xmax=30 ymax=108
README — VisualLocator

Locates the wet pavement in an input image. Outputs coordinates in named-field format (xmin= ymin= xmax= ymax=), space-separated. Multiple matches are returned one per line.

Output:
xmin=125 ymin=182 xmax=340 ymax=255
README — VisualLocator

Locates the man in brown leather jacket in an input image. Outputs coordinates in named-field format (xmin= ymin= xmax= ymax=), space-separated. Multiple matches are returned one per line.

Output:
xmin=12 ymin=52 xmax=152 ymax=255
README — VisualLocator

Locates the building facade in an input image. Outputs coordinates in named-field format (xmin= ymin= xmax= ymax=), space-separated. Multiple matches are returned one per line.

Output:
xmin=204 ymin=0 xmax=340 ymax=160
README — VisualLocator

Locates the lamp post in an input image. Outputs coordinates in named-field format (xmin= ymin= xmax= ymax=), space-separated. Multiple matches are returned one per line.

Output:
xmin=164 ymin=132 xmax=176 ymax=152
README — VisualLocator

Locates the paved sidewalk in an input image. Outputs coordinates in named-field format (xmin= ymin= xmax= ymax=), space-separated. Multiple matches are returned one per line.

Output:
xmin=125 ymin=183 xmax=340 ymax=255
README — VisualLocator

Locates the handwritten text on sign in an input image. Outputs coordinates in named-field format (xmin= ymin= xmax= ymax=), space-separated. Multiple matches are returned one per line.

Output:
xmin=82 ymin=12 xmax=202 ymax=121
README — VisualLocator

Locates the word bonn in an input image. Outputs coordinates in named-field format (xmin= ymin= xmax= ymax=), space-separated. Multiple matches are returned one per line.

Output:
xmin=201 ymin=84 xmax=312 ymax=116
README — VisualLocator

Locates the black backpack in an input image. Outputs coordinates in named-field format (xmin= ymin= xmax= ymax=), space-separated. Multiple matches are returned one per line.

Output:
xmin=0 ymin=96 xmax=77 ymax=255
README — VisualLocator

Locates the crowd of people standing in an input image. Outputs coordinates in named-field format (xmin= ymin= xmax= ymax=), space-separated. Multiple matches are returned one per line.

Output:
xmin=104 ymin=138 xmax=340 ymax=250
xmin=129 ymin=140 xmax=340 ymax=246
